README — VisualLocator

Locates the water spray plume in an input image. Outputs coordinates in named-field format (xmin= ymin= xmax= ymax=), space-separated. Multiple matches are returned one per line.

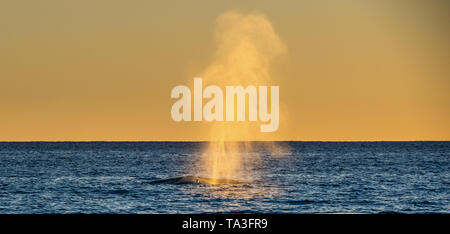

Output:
xmin=194 ymin=11 xmax=289 ymax=183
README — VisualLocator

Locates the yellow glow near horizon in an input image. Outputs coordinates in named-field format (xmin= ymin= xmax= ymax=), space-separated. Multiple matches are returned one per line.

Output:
xmin=0 ymin=1 xmax=449 ymax=141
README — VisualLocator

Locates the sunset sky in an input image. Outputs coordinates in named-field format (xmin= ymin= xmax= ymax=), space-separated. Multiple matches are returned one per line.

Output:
xmin=1 ymin=0 xmax=449 ymax=141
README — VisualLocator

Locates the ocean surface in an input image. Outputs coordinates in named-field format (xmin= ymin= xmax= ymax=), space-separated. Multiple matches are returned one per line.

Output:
xmin=0 ymin=142 xmax=448 ymax=214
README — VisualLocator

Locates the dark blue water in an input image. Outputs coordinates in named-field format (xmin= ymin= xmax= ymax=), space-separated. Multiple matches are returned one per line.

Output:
xmin=0 ymin=142 xmax=448 ymax=213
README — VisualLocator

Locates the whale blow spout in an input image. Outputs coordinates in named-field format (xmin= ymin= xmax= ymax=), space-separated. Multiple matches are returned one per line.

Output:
xmin=148 ymin=175 xmax=243 ymax=185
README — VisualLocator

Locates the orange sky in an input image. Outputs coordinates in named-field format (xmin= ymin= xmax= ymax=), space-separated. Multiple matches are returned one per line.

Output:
xmin=0 ymin=0 xmax=449 ymax=141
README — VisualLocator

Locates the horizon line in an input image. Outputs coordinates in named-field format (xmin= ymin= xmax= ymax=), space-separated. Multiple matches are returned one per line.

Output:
xmin=0 ymin=140 xmax=449 ymax=143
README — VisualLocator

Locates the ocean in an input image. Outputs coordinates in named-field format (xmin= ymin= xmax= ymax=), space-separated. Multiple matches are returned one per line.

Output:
xmin=0 ymin=142 xmax=448 ymax=213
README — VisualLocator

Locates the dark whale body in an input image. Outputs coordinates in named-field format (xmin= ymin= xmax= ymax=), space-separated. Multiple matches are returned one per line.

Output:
xmin=148 ymin=175 xmax=243 ymax=185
